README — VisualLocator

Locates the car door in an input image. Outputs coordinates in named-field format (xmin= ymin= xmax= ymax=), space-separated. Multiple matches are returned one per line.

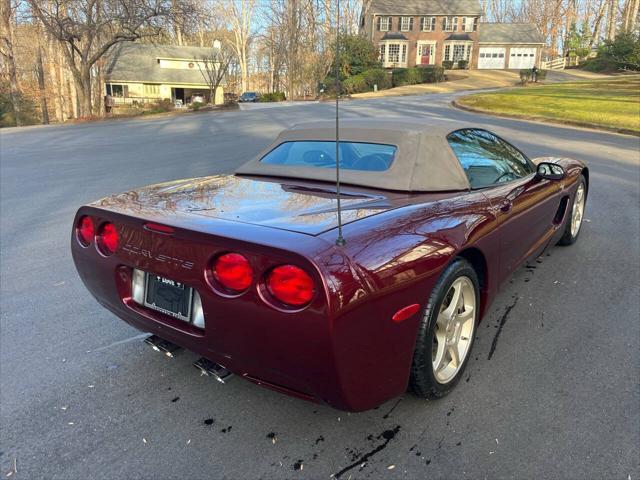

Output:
xmin=447 ymin=129 xmax=564 ymax=284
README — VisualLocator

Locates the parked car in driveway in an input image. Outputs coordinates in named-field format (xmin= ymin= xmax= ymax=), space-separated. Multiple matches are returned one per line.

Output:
xmin=71 ymin=119 xmax=588 ymax=411
xmin=238 ymin=92 xmax=260 ymax=103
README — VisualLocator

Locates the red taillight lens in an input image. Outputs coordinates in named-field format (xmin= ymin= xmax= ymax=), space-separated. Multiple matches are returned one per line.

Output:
xmin=77 ymin=216 xmax=94 ymax=246
xmin=267 ymin=265 xmax=315 ymax=307
xmin=213 ymin=253 xmax=253 ymax=292
xmin=97 ymin=222 xmax=119 ymax=255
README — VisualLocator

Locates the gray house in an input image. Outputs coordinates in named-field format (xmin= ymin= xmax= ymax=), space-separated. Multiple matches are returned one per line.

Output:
xmin=104 ymin=43 xmax=226 ymax=105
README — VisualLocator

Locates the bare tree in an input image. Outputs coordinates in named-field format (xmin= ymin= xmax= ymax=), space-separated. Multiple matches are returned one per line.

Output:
xmin=217 ymin=0 xmax=254 ymax=93
xmin=622 ymin=0 xmax=639 ymax=31
xmin=35 ymin=45 xmax=49 ymax=123
xmin=606 ymin=0 xmax=618 ymax=39
xmin=1 ymin=0 xmax=22 ymax=125
xmin=197 ymin=39 xmax=234 ymax=105
xmin=589 ymin=0 xmax=609 ymax=48
xmin=28 ymin=0 xmax=172 ymax=117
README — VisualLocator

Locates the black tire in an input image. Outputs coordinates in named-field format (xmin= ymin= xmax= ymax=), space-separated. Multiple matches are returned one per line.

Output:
xmin=409 ymin=258 xmax=480 ymax=399
xmin=558 ymin=175 xmax=587 ymax=246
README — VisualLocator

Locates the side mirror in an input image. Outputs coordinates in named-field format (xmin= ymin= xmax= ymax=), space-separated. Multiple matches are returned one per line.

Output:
xmin=536 ymin=162 xmax=565 ymax=181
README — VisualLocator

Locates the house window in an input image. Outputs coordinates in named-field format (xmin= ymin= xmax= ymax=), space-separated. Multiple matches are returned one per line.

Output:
xmin=144 ymin=84 xmax=160 ymax=96
xmin=380 ymin=42 xmax=408 ymax=67
xmin=107 ymin=84 xmax=124 ymax=97
xmin=388 ymin=44 xmax=401 ymax=63
xmin=453 ymin=45 xmax=466 ymax=61
xmin=462 ymin=17 xmax=476 ymax=32
xmin=445 ymin=43 xmax=472 ymax=62
xmin=378 ymin=16 xmax=391 ymax=31
xmin=422 ymin=16 xmax=436 ymax=31
xmin=443 ymin=17 xmax=458 ymax=32
xmin=400 ymin=17 xmax=413 ymax=32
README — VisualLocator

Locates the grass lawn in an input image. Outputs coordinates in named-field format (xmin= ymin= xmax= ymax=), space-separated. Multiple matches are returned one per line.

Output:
xmin=457 ymin=76 xmax=640 ymax=134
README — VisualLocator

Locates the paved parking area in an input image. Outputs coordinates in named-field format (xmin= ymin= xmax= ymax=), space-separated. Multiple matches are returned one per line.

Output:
xmin=1 ymin=92 xmax=639 ymax=479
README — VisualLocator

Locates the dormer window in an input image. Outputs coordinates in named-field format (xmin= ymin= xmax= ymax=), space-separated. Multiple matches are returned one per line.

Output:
xmin=400 ymin=17 xmax=414 ymax=32
xmin=421 ymin=16 xmax=436 ymax=32
xmin=443 ymin=17 xmax=458 ymax=32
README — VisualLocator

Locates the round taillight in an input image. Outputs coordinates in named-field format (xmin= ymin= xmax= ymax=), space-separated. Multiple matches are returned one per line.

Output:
xmin=267 ymin=265 xmax=315 ymax=307
xmin=97 ymin=222 xmax=119 ymax=255
xmin=213 ymin=253 xmax=253 ymax=292
xmin=77 ymin=216 xmax=94 ymax=246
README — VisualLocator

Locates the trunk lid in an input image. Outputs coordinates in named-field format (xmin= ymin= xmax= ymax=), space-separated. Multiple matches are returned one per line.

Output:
xmin=92 ymin=175 xmax=410 ymax=236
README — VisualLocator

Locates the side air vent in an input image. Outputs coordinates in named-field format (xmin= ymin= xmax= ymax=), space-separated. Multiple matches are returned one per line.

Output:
xmin=554 ymin=196 xmax=570 ymax=225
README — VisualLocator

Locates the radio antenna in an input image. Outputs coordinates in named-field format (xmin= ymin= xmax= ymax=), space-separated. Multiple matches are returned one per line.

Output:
xmin=334 ymin=0 xmax=346 ymax=247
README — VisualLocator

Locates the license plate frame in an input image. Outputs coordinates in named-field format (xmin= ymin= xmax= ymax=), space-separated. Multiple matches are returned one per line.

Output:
xmin=144 ymin=274 xmax=193 ymax=322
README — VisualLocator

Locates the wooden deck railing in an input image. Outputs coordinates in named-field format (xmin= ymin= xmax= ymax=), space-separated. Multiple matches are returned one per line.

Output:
xmin=541 ymin=57 xmax=581 ymax=70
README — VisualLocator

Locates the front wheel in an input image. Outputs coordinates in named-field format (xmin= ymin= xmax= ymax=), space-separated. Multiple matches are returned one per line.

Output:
xmin=558 ymin=175 xmax=587 ymax=246
xmin=409 ymin=258 xmax=480 ymax=399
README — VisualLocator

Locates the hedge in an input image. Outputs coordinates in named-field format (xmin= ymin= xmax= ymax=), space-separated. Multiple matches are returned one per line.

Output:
xmin=260 ymin=92 xmax=287 ymax=102
xmin=519 ymin=68 xmax=548 ymax=83
xmin=392 ymin=66 xmax=445 ymax=87
xmin=341 ymin=68 xmax=392 ymax=94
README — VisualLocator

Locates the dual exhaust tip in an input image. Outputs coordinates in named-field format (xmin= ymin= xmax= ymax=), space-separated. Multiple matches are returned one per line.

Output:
xmin=145 ymin=334 xmax=233 ymax=384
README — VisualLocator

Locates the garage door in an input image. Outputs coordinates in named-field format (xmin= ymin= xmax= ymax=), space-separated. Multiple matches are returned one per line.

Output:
xmin=509 ymin=48 xmax=537 ymax=69
xmin=478 ymin=48 xmax=506 ymax=69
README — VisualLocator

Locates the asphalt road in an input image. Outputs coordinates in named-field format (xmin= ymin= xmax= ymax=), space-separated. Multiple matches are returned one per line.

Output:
xmin=1 ymin=93 xmax=639 ymax=480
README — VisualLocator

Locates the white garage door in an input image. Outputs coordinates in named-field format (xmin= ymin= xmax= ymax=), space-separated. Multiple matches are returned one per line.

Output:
xmin=509 ymin=48 xmax=537 ymax=69
xmin=478 ymin=48 xmax=506 ymax=69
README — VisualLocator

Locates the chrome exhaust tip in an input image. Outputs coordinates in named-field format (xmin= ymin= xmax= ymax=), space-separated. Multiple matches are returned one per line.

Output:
xmin=144 ymin=335 xmax=181 ymax=358
xmin=193 ymin=357 xmax=233 ymax=384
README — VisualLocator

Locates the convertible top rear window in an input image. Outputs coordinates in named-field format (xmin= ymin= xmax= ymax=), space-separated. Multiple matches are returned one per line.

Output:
xmin=260 ymin=141 xmax=397 ymax=172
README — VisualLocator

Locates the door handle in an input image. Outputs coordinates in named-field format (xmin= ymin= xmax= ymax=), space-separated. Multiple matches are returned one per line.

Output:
xmin=500 ymin=201 xmax=513 ymax=213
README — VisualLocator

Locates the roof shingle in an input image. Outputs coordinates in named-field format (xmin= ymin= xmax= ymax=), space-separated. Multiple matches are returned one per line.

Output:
xmin=105 ymin=43 xmax=223 ymax=85
xmin=367 ymin=0 xmax=484 ymax=16
xmin=479 ymin=23 xmax=545 ymax=44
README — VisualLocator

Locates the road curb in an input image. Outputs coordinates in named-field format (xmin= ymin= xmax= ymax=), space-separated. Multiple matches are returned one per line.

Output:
xmin=451 ymin=98 xmax=639 ymax=137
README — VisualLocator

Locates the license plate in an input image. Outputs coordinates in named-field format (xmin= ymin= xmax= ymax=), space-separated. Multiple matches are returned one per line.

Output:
xmin=144 ymin=274 xmax=193 ymax=322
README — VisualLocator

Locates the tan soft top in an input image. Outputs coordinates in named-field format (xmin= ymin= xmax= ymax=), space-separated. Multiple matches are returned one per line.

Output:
xmin=235 ymin=118 xmax=474 ymax=192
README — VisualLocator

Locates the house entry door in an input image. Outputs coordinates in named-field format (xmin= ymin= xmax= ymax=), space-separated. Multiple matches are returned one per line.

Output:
xmin=417 ymin=43 xmax=435 ymax=65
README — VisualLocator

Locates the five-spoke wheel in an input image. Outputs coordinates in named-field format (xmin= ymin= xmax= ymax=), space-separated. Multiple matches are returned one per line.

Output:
xmin=432 ymin=277 xmax=476 ymax=384
xmin=410 ymin=258 xmax=480 ymax=399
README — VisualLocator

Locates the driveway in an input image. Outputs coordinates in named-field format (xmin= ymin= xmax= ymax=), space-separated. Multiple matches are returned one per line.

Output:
xmin=352 ymin=69 xmax=616 ymax=98
xmin=1 ymin=92 xmax=639 ymax=479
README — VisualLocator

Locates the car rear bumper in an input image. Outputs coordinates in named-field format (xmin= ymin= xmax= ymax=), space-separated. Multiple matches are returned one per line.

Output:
xmin=71 ymin=206 xmax=419 ymax=411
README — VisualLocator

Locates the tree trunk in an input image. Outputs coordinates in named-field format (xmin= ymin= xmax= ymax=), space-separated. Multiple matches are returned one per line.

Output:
xmin=36 ymin=47 xmax=50 ymax=124
xmin=65 ymin=69 xmax=75 ymax=119
xmin=73 ymin=67 xmax=93 ymax=118
xmin=47 ymin=37 xmax=63 ymax=122
xmin=590 ymin=0 xmax=608 ymax=48
xmin=623 ymin=0 xmax=639 ymax=31
xmin=1 ymin=0 xmax=21 ymax=126
xmin=607 ymin=0 xmax=617 ymax=40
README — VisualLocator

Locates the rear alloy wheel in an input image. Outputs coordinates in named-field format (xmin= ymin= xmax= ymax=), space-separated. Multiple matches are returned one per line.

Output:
xmin=410 ymin=258 xmax=479 ymax=399
xmin=559 ymin=175 xmax=587 ymax=246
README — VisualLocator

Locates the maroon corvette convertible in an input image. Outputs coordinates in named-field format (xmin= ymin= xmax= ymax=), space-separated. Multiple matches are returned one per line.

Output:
xmin=72 ymin=119 xmax=588 ymax=411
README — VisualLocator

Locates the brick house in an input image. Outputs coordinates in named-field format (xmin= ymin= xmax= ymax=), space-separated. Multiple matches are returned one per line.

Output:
xmin=360 ymin=0 xmax=545 ymax=70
